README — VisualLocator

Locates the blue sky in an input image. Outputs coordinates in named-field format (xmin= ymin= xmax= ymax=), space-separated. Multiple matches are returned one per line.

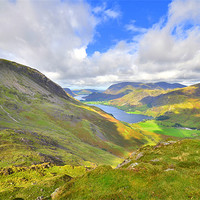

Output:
xmin=87 ymin=0 xmax=171 ymax=56
xmin=0 ymin=0 xmax=200 ymax=89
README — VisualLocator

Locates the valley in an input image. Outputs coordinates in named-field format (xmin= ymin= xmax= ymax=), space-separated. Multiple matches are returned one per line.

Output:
xmin=0 ymin=59 xmax=199 ymax=199
xmin=1 ymin=0 xmax=200 ymax=199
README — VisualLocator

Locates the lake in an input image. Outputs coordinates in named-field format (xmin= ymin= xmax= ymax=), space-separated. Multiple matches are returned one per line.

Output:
xmin=74 ymin=95 xmax=88 ymax=101
xmin=89 ymin=104 xmax=152 ymax=124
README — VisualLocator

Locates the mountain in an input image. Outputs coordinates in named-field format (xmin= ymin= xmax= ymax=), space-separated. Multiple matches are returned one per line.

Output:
xmin=84 ymin=82 xmax=185 ymax=102
xmin=139 ymin=83 xmax=200 ymax=129
xmin=84 ymin=90 xmax=131 ymax=101
xmin=0 ymin=60 xmax=198 ymax=200
xmin=0 ymin=59 xmax=159 ymax=169
xmin=105 ymin=82 xmax=186 ymax=94
xmin=63 ymin=88 xmax=76 ymax=97
xmin=72 ymin=89 xmax=102 ymax=95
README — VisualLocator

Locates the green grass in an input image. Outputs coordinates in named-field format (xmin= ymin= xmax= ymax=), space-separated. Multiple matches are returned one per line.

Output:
xmin=0 ymin=163 xmax=86 ymax=200
xmin=137 ymin=120 xmax=200 ymax=138
xmin=0 ymin=75 xmax=161 ymax=169
xmin=55 ymin=139 xmax=200 ymax=200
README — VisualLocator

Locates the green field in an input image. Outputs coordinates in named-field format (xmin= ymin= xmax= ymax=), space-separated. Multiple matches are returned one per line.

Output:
xmin=137 ymin=120 xmax=200 ymax=138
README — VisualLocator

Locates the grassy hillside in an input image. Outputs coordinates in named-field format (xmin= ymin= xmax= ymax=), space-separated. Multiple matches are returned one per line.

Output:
xmin=1 ymin=138 xmax=199 ymax=199
xmin=139 ymin=84 xmax=200 ymax=129
xmin=0 ymin=59 xmax=160 ymax=169
xmin=0 ymin=163 xmax=87 ymax=200
xmin=51 ymin=139 xmax=200 ymax=200
xmin=0 ymin=60 xmax=199 ymax=200
xmin=85 ymin=83 xmax=200 ymax=139
xmin=108 ymin=87 xmax=167 ymax=113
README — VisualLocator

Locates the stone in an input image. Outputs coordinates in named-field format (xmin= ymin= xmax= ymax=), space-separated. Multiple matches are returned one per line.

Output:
xmin=135 ymin=152 xmax=143 ymax=160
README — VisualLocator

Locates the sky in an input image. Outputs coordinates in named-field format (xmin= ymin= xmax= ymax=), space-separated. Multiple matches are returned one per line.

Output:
xmin=0 ymin=0 xmax=200 ymax=89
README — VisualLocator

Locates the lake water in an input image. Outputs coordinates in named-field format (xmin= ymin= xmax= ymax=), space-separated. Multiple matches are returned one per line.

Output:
xmin=74 ymin=95 xmax=88 ymax=101
xmin=89 ymin=104 xmax=152 ymax=124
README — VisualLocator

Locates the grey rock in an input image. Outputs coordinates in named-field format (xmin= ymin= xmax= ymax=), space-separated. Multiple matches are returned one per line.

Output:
xmin=165 ymin=168 xmax=174 ymax=172
xmin=135 ymin=152 xmax=143 ymax=160
xmin=115 ymin=159 xmax=131 ymax=169
xmin=51 ymin=188 xmax=60 ymax=199
xmin=130 ymin=162 xmax=139 ymax=167
xmin=151 ymin=158 xmax=160 ymax=162
xmin=35 ymin=196 xmax=44 ymax=200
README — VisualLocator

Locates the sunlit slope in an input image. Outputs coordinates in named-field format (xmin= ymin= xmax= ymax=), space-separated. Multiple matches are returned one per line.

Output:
xmin=54 ymin=139 xmax=200 ymax=200
xmin=0 ymin=59 xmax=160 ymax=167
xmin=140 ymin=84 xmax=200 ymax=129
xmin=109 ymin=87 xmax=168 ymax=113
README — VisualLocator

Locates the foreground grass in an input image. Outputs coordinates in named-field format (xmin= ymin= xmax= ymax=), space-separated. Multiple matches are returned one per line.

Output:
xmin=1 ymin=139 xmax=200 ymax=199
xmin=0 ymin=163 xmax=87 ymax=200
xmin=54 ymin=139 xmax=200 ymax=200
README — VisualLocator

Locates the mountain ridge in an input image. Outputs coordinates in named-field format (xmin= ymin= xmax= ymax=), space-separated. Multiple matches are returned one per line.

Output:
xmin=0 ymin=59 xmax=70 ymax=100
xmin=84 ymin=81 xmax=185 ymax=101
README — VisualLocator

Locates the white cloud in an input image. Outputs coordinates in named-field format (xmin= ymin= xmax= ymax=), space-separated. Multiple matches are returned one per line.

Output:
xmin=0 ymin=0 xmax=200 ymax=88
xmin=135 ymin=0 xmax=200 ymax=84
xmin=93 ymin=2 xmax=120 ymax=21
xmin=126 ymin=20 xmax=147 ymax=33
xmin=0 ymin=0 xmax=96 ymax=73
xmin=104 ymin=9 xmax=119 ymax=19
xmin=71 ymin=48 xmax=87 ymax=60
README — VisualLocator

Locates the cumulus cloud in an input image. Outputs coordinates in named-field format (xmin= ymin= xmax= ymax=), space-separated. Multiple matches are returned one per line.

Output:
xmin=0 ymin=0 xmax=96 ymax=78
xmin=93 ymin=2 xmax=120 ymax=21
xmin=126 ymin=20 xmax=147 ymax=33
xmin=135 ymin=0 xmax=200 ymax=84
xmin=0 ymin=0 xmax=200 ymax=88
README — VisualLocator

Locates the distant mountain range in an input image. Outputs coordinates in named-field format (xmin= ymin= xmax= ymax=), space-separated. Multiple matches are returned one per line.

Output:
xmin=72 ymin=89 xmax=103 ymax=95
xmin=63 ymin=88 xmax=103 ymax=97
xmin=84 ymin=81 xmax=186 ymax=101
xmin=84 ymin=80 xmax=200 ymax=130
xmin=106 ymin=82 xmax=185 ymax=93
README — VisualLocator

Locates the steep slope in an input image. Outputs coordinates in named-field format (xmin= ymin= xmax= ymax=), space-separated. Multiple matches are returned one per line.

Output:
xmin=0 ymin=59 xmax=160 ymax=168
xmin=63 ymin=88 xmax=76 ymax=97
xmin=53 ymin=139 xmax=200 ymax=200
